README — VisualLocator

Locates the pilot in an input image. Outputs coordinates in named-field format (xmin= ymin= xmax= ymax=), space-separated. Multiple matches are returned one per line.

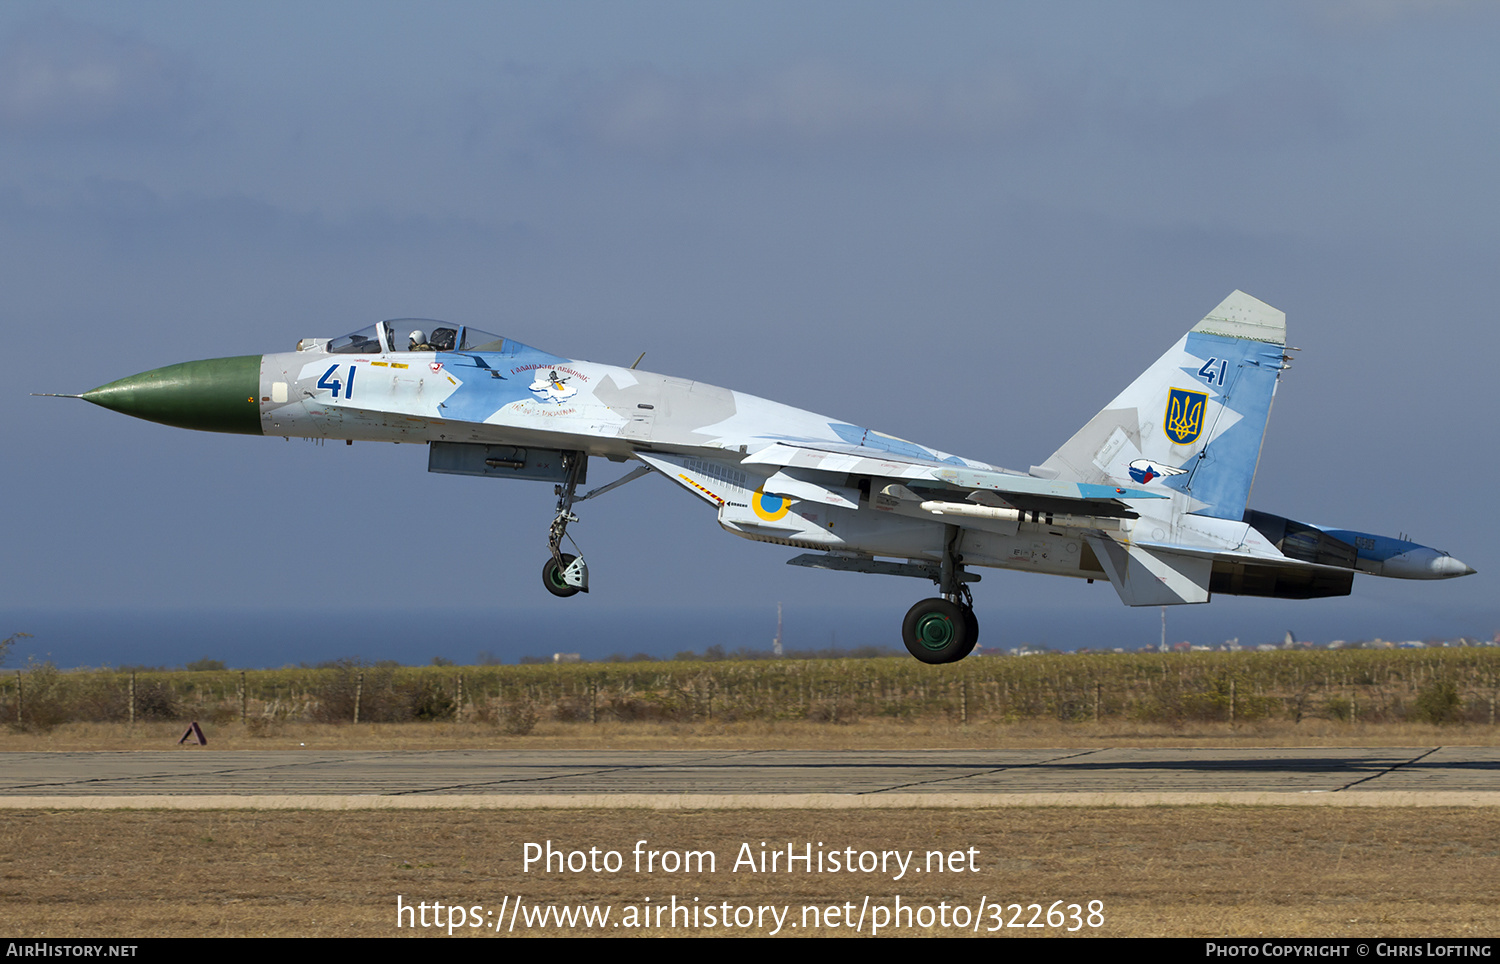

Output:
xmin=408 ymin=329 xmax=433 ymax=351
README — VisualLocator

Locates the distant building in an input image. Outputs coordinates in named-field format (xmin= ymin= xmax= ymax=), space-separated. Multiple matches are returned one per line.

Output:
xmin=553 ymin=653 xmax=582 ymax=663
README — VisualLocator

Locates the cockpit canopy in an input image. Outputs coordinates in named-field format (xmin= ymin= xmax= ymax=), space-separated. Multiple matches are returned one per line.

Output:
xmin=325 ymin=319 xmax=515 ymax=355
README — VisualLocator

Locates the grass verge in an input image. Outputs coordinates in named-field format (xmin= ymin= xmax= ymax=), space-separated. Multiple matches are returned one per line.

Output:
xmin=2 ymin=807 xmax=1496 ymax=937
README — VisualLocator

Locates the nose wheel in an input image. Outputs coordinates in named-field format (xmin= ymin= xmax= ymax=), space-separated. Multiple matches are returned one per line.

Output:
xmin=543 ymin=552 xmax=587 ymax=598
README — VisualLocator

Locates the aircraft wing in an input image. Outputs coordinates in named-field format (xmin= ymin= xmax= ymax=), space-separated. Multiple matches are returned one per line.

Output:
xmin=741 ymin=440 xmax=1165 ymax=508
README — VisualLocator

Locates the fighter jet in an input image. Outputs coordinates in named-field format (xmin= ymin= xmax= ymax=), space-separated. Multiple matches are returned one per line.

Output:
xmin=59 ymin=292 xmax=1473 ymax=663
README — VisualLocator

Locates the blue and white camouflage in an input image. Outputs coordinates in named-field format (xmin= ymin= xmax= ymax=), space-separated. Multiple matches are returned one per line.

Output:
xmin=66 ymin=292 xmax=1474 ymax=663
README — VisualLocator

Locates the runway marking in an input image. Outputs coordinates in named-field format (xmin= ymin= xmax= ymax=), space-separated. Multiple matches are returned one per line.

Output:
xmin=1337 ymin=746 xmax=1441 ymax=791
xmin=869 ymin=748 xmax=1106 ymax=794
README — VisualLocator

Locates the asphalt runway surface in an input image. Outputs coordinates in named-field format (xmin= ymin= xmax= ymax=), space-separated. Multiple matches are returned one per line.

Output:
xmin=3 ymin=747 xmax=1499 ymax=808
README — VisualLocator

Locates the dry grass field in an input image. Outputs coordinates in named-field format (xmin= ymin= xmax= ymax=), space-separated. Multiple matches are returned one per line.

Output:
xmin=5 ymin=650 xmax=1498 ymax=736
xmin=2 ymin=717 xmax=1498 ymax=751
xmin=3 ymin=806 xmax=1498 ymax=937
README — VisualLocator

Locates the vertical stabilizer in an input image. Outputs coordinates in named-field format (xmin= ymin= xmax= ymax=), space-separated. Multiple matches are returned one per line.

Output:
xmin=1038 ymin=291 xmax=1287 ymax=521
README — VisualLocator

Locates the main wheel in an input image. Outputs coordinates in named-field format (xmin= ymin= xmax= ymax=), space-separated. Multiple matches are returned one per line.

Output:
xmin=902 ymin=598 xmax=973 ymax=664
xmin=542 ymin=553 xmax=581 ymax=598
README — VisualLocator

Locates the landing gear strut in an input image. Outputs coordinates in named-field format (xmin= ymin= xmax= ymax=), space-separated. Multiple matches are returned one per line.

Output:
xmin=901 ymin=524 xmax=979 ymax=664
xmin=543 ymin=452 xmax=589 ymax=596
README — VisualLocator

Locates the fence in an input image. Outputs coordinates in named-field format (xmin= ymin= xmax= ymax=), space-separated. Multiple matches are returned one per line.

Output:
xmin=2 ymin=650 xmax=1496 ymax=730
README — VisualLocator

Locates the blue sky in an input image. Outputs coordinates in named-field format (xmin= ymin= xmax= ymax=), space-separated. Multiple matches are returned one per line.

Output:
xmin=3 ymin=2 xmax=1496 ymax=664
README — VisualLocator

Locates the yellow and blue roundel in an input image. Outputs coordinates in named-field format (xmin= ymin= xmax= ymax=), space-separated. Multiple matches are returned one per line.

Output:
xmin=1164 ymin=388 xmax=1207 ymax=445
xmin=751 ymin=486 xmax=791 ymax=522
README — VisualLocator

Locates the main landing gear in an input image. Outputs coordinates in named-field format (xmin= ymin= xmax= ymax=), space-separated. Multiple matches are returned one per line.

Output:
xmin=901 ymin=525 xmax=980 ymax=664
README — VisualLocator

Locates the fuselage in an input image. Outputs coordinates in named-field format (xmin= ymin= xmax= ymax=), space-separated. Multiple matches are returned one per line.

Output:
xmin=79 ymin=319 xmax=1473 ymax=604
xmin=71 ymin=298 xmax=1474 ymax=664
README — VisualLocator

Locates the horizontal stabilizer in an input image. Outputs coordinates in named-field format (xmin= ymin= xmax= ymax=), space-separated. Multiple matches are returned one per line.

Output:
xmin=1116 ymin=538 xmax=1358 ymax=601
xmin=1086 ymin=536 xmax=1212 ymax=607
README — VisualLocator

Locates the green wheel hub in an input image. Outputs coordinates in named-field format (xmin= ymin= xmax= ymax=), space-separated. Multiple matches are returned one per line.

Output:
xmin=914 ymin=613 xmax=956 ymax=650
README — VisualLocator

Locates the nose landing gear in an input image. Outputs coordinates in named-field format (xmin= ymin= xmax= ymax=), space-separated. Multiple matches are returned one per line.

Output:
xmin=543 ymin=452 xmax=589 ymax=596
xmin=536 ymin=458 xmax=655 ymax=599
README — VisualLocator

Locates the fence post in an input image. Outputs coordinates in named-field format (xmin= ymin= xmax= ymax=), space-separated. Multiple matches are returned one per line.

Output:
xmin=354 ymin=673 xmax=364 ymax=724
xmin=129 ymin=672 xmax=136 ymax=726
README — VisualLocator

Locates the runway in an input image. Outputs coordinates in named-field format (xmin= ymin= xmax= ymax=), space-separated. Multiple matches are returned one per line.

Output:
xmin=3 ymin=747 xmax=1499 ymax=808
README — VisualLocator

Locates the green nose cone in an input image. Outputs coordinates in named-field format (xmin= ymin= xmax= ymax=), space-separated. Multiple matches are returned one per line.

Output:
xmin=83 ymin=355 xmax=263 ymax=435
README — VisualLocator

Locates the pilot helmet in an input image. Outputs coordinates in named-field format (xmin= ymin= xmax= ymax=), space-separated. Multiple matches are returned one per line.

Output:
xmin=408 ymin=329 xmax=426 ymax=347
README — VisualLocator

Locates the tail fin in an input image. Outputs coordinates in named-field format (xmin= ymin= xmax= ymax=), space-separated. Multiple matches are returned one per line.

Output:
xmin=1036 ymin=291 xmax=1287 ymax=521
